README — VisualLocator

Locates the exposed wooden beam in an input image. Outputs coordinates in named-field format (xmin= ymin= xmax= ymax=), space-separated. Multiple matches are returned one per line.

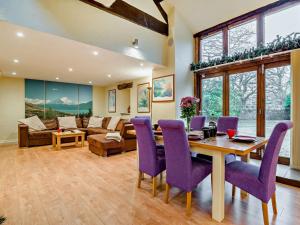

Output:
xmin=80 ymin=0 xmax=168 ymax=36
xmin=153 ymin=0 xmax=168 ymax=24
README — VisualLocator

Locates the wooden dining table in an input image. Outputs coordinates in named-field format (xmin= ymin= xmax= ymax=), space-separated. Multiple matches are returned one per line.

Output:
xmin=128 ymin=130 xmax=268 ymax=222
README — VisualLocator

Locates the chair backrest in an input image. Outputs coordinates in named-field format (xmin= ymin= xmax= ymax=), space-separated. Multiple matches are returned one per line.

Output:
xmin=217 ymin=116 xmax=239 ymax=133
xmin=158 ymin=120 xmax=192 ymax=186
xmin=190 ymin=116 xmax=206 ymax=131
xmin=131 ymin=118 xmax=157 ymax=175
xmin=259 ymin=121 xmax=293 ymax=193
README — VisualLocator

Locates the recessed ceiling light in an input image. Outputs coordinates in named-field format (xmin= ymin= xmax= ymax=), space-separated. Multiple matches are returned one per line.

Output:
xmin=93 ymin=51 xmax=99 ymax=56
xmin=13 ymin=59 xmax=19 ymax=63
xmin=88 ymin=81 xmax=92 ymax=84
xmin=107 ymin=74 xmax=112 ymax=78
xmin=140 ymin=63 xmax=144 ymax=67
xmin=16 ymin=32 xmax=24 ymax=37
xmin=68 ymin=68 xmax=73 ymax=72
xmin=11 ymin=72 xmax=17 ymax=75
xmin=55 ymin=77 xmax=59 ymax=80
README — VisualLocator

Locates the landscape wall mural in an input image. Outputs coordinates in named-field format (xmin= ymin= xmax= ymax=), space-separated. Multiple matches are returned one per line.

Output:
xmin=25 ymin=79 xmax=93 ymax=119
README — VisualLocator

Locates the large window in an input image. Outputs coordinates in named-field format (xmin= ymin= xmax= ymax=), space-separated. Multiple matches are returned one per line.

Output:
xmin=265 ymin=4 xmax=300 ymax=44
xmin=229 ymin=71 xmax=257 ymax=136
xmin=265 ymin=66 xmax=291 ymax=157
xmin=229 ymin=20 xmax=257 ymax=56
xmin=202 ymin=76 xmax=223 ymax=121
xmin=201 ymin=32 xmax=223 ymax=62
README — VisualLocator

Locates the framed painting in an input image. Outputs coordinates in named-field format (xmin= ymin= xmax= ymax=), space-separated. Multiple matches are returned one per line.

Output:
xmin=137 ymin=83 xmax=150 ymax=113
xmin=152 ymin=75 xmax=175 ymax=102
xmin=108 ymin=89 xmax=116 ymax=113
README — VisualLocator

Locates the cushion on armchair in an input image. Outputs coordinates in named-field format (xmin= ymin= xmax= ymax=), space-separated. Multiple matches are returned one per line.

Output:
xmin=18 ymin=115 xmax=46 ymax=132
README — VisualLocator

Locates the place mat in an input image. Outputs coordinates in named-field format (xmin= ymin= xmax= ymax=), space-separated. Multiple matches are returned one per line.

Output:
xmin=232 ymin=135 xmax=256 ymax=143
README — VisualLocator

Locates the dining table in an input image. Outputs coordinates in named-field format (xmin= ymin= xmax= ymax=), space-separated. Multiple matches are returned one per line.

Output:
xmin=128 ymin=129 xmax=268 ymax=222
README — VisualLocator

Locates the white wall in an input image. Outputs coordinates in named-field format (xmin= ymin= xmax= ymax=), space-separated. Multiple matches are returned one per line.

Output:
xmin=0 ymin=0 xmax=167 ymax=65
xmin=93 ymin=85 xmax=106 ymax=117
xmin=0 ymin=76 xmax=25 ymax=144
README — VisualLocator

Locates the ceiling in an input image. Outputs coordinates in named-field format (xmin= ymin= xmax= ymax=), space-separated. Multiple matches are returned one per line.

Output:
xmin=166 ymin=0 xmax=277 ymax=34
xmin=0 ymin=21 xmax=160 ymax=86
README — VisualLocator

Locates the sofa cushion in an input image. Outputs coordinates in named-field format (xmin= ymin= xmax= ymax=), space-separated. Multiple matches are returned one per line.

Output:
xmin=107 ymin=116 xmax=121 ymax=131
xmin=88 ymin=128 xmax=109 ymax=135
xmin=19 ymin=115 xmax=47 ymax=132
xmin=102 ymin=117 xmax=111 ymax=129
xmin=43 ymin=119 xmax=58 ymax=130
xmin=88 ymin=116 xmax=104 ymax=128
xmin=82 ymin=117 xmax=89 ymax=128
xmin=29 ymin=130 xmax=53 ymax=139
xmin=58 ymin=116 xmax=77 ymax=129
xmin=76 ymin=118 xmax=83 ymax=128
xmin=115 ymin=119 xmax=127 ymax=131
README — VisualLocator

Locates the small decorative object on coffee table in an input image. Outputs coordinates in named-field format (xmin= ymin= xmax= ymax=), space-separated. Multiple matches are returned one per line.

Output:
xmin=52 ymin=130 xmax=85 ymax=150
xmin=180 ymin=96 xmax=199 ymax=132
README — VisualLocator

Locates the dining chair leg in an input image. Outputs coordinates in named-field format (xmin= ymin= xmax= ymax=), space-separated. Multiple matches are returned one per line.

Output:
xmin=152 ymin=176 xmax=157 ymax=197
xmin=232 ymin=185 xmax=236 ymax=197
xmin=186 ymin=192 xmax=192 ymax=216
xmin=165 ymin=183 xmax=170 ymax=203
xmin=160 ymin=172 xmax=163 ymax=186
xmin=271 ymin=192 xmax=278 ymax=215
xmin=141 ymin=173 xmax=145 ymax=180
xmin=137 ymin=171 xmax=143 ymax=188
xmin=261 ymin=202 xmax=269 ymax=225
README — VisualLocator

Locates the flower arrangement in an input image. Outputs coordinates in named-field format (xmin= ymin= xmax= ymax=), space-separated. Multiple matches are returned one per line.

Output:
xmin=180 ymin=96 xmax=200 ymax=132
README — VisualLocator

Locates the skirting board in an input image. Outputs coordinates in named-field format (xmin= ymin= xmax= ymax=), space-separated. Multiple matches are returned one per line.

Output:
xmin=0 ymin=139 xmax=18 ymax=145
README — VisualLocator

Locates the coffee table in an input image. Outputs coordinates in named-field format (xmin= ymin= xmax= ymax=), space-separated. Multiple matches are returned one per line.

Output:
xmin=52 ymin=131 xmax=85 ymax=150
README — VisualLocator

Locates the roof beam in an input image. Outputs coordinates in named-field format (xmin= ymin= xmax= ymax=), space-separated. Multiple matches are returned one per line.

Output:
xmin=80 ymin=0 xmax=168 ymax=36
xmin=153 ymin=0 xmax=168 ymax=24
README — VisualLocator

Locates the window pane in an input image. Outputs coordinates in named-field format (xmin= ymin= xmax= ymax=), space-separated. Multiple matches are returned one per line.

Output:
xmin=201 ymin=32 xmax=223 ymax=62
xmin=265 ymin=4 xmax=300 ymax=44
xmin=229 ymin=71 xmax=257 ymax=136
xmin=202 ymin=76 xmax=223 ymax=121
xmin=265 ymin=66 xmax=291 ymax=157
xmin=229 ymin=20 xmax=257 ymax=56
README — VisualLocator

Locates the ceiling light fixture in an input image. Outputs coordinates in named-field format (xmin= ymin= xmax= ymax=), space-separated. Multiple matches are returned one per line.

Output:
xmin=12 ymin=72 xmax=17 ymax=75
xmin=68 ymin=68 xmax=73 ymax=72
xmin=93 ymin=51 xmax=99 ymax=56
xmin=107 ymin=74 xmax=112 ymax=78
xmin=88 ymin=81 xmax=92 ymax=84
xmin=16 ymin=32 xmax=24 ymax=37
xmin=55 ymin=77 xmax=59 ymax=80
xmin=140 ymin=63 xmax=144 ymax=67
xmin=132 ymin=38 xmax=139 ymax=49
xmin=13 ymin=59 xmax=19 ymax=63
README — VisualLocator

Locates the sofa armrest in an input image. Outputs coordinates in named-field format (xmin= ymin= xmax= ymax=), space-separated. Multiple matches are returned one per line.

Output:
xmin=18 ymin=124 xmax=29 ymax=147
xmin=121 ymin=123 xmax=136 ymax=139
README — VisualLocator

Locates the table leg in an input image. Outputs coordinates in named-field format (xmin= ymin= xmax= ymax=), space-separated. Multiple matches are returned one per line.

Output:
xmin=212 ymin=151 xmax=225 ymax=222
xmin=81 ymin=134 xmax=85 ymax=147
xmin=57 ymin=136 xmax=61 ymax=150
xmin=75 ymin=136 xmax=78 ymax=145
xmin=52 ymin=134 xmax=56 ymax=148
xmin=241 ymin=154 xmax=250 ymax=198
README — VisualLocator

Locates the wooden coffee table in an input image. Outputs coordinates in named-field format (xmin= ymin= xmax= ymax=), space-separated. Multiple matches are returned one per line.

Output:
xmin=52 ymin=131 xmax=85 ymax=150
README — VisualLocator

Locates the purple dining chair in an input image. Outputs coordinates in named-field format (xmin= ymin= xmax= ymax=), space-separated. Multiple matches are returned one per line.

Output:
xmin=190 ymin=116 xmax=206 ymax=131
xmin=131 ymin=118 xmax=165 ymax=197
xmin=225 ymin=121 xmax=293 ymax=225
xmin=158 ymin=120 xmax=212 ymax=215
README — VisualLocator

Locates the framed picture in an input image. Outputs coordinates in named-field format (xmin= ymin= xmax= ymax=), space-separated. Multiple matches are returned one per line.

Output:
xmin=137 ymin=83 xmax=150 ymax=113
xmin=152 ymin=74 xmax=175 ymax=102
xmin=108 ymin=89 xmax=116 ymax=113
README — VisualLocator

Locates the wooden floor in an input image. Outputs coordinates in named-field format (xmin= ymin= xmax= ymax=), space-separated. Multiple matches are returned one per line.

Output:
xmin=0 ymin=143 xmax=300 ymax=225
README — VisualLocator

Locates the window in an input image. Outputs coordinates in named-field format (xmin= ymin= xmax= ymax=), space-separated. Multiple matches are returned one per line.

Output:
xmin=229 ymin=20 xmax=257 ymax=56
xmin=201 ymin=76 xmax=223 ymax=121
xmin=229 ymin=71 xmax=257 ymax=136
xmin=201 ymin=32 xmax=223 ymax=62
xmin=265 ymin=66 xmax=291 ymax=157
xmin=265 ymin=4 xmax=300 ymax=44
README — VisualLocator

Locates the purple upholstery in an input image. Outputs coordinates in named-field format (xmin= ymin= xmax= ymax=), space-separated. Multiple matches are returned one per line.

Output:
xmin=158 ymin=120 xmax=212 ymax=192
xmin=225 ymin=121 xmax=293 ymax=203
xmin=217 ymin=116 xmax=239 ymax=133
xmin=190 ymin=116 xmax=206 ymax=131
xmin=131 ymin=118 xmax=165 ymax=177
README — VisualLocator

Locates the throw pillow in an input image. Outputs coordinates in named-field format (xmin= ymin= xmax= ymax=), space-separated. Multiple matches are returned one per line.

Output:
xmin=57 ymin=116 xmax=77 ymax=129
xmin=88 ymin=116 xmax=104 ymax=128
xmin=18 ymin=115 xmax=47 ymax=132
xmin=107 ymin=116 xmax=121 ymax=131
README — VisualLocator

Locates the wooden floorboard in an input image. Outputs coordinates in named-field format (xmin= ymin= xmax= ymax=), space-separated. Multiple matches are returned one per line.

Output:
xmin=0 ymin=143 xmax=300 ymax=225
